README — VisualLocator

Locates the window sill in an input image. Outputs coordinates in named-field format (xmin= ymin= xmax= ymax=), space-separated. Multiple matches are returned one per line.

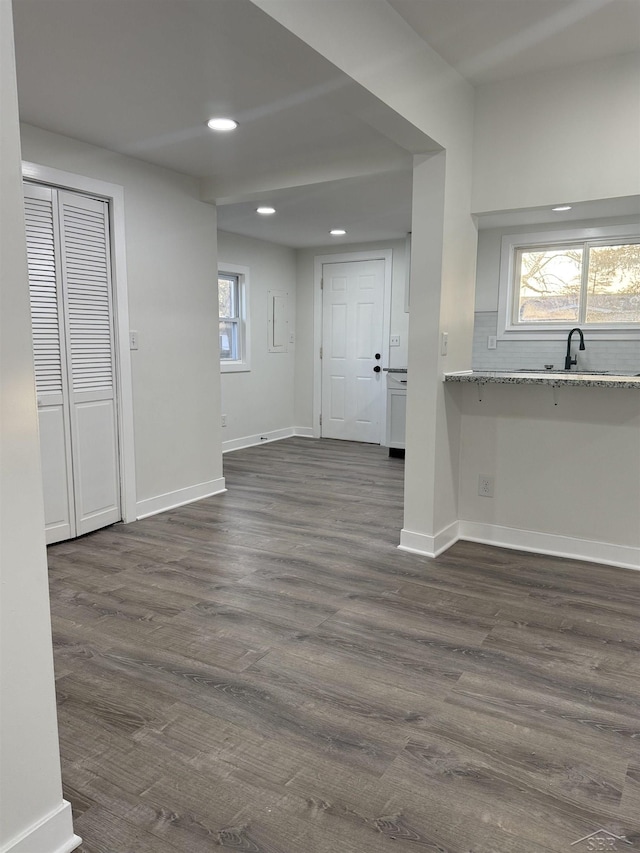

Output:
xmin=498 ymin=326 xmax=640 ymax=342
xmin=221 ymin=361 xmax=251 ymax=374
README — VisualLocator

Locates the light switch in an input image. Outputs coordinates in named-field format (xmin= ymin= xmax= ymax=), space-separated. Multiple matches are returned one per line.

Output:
xmin=441 ymin=331 xmax=448 ymax=356
xmin=488 ymin=336 xmax=497 ymax=349
xmin=129 ymin=330 xmax=139 ymax=350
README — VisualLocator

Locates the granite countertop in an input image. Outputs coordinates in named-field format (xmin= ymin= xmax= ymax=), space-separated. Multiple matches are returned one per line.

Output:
xmin=444 ymin=370 xmax=640 ymax=389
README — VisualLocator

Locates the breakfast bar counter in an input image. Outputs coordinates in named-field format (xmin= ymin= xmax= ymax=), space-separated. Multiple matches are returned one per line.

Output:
xmin=444 ymin=370 xmax=640 ymax=389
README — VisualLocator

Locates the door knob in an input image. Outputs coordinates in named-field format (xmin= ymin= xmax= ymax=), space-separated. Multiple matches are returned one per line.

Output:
xmin=373 ymin=365 xmax=381 ymax=373
xmin=375 ymin=352 xmax=381 ymax=360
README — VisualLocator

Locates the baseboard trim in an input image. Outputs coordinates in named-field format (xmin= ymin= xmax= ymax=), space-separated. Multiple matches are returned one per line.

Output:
xmin=459 ymin=521 xmax=640 ymax=571
xmin=399 ymin=520 xmax=639 ymax=571
xmin=222 ymin=426 xmax=314 ymax=454
xmin=2 ymin=800 xmax=81 ymax=853
xmin=293 ymin=426 xmax=315 ymax=438
xmin=398 ymin=522 xmax=460 ymax=558
xmin=136 ymin=477 xmax=226 ymax=520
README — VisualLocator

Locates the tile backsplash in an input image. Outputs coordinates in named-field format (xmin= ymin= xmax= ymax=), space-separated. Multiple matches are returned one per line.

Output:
xmin=473 ymin=312 xmax=640 ymax=373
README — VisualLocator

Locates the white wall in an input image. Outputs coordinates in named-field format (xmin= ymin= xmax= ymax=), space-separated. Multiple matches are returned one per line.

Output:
xmin=0 ymin=4 xmax=79 ymax=851
xmin=294 ymin=237 xmax=408 ymax=430
xmin=403 ymin=152 xmax=476 ymax=548
xmin=456 ymin=382 xmax=640 ymax=569
xmin=217 ymin=230 xmax=297 ymax=447
xmin=473 ymin=52 xmax=640 ymax=213
xmin=20 ymin=124 xmax=223 ymax=513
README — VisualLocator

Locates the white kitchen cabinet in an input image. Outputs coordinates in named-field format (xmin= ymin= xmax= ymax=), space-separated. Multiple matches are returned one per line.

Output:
xmin=386 ymin=372 xmax=407 ymax=454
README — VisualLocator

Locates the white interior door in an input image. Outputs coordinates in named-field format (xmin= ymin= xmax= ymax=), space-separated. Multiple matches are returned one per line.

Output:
xmin=25 ymin=183 xmax=121 ymax=543
xmin=321 ymin=259 xmax=385 ymax=443
xmin=58 ymin=191 xmax=120 ymax=536
xmin=25 ymin=184 xmax=75 ymax=543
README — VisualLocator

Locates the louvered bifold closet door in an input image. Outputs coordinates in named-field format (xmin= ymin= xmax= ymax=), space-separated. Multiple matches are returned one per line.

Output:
xmin=58 ymin=191 xmax=121 ymax=535
xmin=24 ymin=183 xmax=75 ymax=543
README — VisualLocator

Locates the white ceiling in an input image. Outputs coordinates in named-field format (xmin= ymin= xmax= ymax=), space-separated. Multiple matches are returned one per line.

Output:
xmin=12 ymin=0 xmax=422 ymax=185
xmin=388 ymin=0 xmax=640 ymax=85
xmin=12 ymin=0 xmax=639 ymax=248
xmin=476 ymin=194 xmax=640 ymax=230
xmin=217 ymin=170 xmax=414 ymax=248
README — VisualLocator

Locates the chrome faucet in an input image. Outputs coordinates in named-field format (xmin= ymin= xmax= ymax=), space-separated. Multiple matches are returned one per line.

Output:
xmin=564 ymin=327 xmax=585 ymax=370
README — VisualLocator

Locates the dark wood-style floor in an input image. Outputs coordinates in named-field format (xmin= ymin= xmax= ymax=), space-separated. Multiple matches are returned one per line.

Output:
xmin=48 ymin=437 xmax=639 ymax=853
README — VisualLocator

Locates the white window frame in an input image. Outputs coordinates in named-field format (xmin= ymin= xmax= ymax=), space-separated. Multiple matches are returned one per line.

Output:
xmin=498 ymin=223 xmax=640 ymax=341
xmin=219 ymin=262 xmax=250 ymax=372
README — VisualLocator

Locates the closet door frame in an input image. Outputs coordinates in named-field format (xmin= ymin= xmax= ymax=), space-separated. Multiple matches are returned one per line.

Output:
xmin=23 ymin=160 xmax=137 ymax=525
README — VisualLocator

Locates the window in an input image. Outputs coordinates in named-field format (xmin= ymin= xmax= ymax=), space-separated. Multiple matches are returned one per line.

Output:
xmin=218 ymin=263 xmax=250 ymax=371
xmin=498 ymin=225 xmax=640 ymax=339
xmin=218 ymin=273 xmax=240 ymax=360
xmin=515 ymin=241 xmax=640 ymax=325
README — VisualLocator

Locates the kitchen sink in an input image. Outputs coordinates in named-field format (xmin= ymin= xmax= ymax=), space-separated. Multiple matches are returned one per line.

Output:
xmin=480 ymin=369 xmax=640 ymax=377
xmin=516 ymin=369 xmax=640 ymax=376
xmin=516 ymin=369 xmax=610 ymax=375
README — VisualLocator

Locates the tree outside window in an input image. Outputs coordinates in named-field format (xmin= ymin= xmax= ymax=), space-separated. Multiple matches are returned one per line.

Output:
xmin=516 ymin=241 xmax=640 ymax=325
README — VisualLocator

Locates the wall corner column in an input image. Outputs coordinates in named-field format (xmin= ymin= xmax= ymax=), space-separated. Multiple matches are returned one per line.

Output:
xmin=401 ymin=146 xmax=477 ymax=558
xmin=0 ymin=2 xmax=80 ymax=850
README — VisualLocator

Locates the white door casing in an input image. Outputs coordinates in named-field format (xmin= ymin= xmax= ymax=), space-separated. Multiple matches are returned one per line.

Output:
xmin=321 ymin=259 xmax=386 ymax=443
xmin=23 ymin=160 xmax=137 ymax=527
xmin=25 ymin=182 xmax=121 ymax=542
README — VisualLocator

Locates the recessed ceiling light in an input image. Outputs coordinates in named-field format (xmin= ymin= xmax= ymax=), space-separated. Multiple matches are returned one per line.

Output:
xmin=552 ymin=205 xmax=572 ymax=212
xmin=256 ymin=206 xmax=276 ymax=215
xmin=330 ymin=229 xmax=346 ymax=236
xmin=207 ymin=117 xmax=238 ymax=132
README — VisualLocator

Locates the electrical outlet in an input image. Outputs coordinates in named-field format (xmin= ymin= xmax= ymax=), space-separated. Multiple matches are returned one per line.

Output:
xmin=441 ymin=331 xmax=448 ymax=356
xmin=478 ymin=475 xmax=494 ymax=498
xmin=221 ymin=414 xmax=227 ymax=427
xmin=390 ymin=335 xmax=400 ymax=347
xmin=488 ymin=336 xmax=497 ymax=349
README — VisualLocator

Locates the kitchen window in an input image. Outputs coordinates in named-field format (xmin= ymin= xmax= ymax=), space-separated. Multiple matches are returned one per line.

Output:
xmin=218 ymin=263 xmax=250 ymax=371
xmin=498 ymin=224 xmax=640 ymax=340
